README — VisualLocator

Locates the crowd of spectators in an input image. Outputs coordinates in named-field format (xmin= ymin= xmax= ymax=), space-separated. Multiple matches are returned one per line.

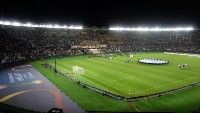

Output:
xmin=108 ymin=32 xmax=200 ymax=52
xmin=0 ymin=27 xmax=87 ymax=66
xmin=0 ymin=26 xmax=200 ymax=67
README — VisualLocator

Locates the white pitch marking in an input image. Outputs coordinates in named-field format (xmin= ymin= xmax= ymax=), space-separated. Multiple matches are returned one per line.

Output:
xmin=85 ymin=74 xmax=129 ymax=94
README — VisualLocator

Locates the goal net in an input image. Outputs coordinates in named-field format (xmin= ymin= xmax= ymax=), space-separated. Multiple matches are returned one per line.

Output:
xmin=72 ymin=66 xmax=84 ymax=75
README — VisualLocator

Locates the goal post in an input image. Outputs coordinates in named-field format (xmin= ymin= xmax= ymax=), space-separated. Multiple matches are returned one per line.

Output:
xmin=72 ymin=66 xmax=84 ymax=75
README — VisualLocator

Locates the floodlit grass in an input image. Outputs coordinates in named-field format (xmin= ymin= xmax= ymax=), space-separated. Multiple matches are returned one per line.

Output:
xmin=43 ymin=52 xmax=200 ymax=98
xmin=132 ymin=84 xmax=200 ymax=113
xmin=31 ymin=52 xmax=200 ymax=113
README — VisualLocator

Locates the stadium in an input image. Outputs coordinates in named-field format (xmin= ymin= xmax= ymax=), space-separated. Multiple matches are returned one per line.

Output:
xmin=0 ymin=20 xmax=200 ymax=113
xmin=0 ymin=0 xmax=200 ymax=113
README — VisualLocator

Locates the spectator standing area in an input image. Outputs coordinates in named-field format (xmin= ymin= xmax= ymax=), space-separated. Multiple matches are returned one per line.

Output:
xmin=0 ymin=64 xmax=85 ymax=113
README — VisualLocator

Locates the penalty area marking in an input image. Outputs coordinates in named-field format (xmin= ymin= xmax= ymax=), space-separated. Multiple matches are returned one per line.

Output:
xmin=86 ymin=59 xmax=135 ymax=78
xmin=84 ymin=74 xmax=129 ymax=94
xmin=108 ymin=76 xmax=135 ymax=83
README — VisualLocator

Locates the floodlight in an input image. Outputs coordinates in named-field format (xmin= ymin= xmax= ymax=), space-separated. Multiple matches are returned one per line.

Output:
xmin=109 ymin=27 xmax=114 ymax=30
xmin=0 ymin=21 xmax=3 ymax=24
xmin=183 ymin=27 xmax=193 ymax=31
xmin=163 ymin=28 xmax=171 ymax=31
xmin=68 ymin=26 xmax=74 ymax=29
xmin=38 ymin=25 xmax=46 ymax=28
xmin=32 ymin=25 xmax=39 ymax=27
xmin=23 ymin=23 xmax=32 ymax=27
xmin=46 ymin=24 xmax=53 ymax=28
xmin=61 ymin=26 xmax=67 ymax=28
xmin=189 ymin=27 xmax=193 ymax=30
xmin=109 ymin=26 xmax=193 ymax=31
xmin=53 ymin=25 xmax=62 ymax=29
xmin=74 ymin=26 xmax=82 ymax=29
xmin=125 ymin=28 xmax=135 ymax=31
xmin=150 ymin=28 xmax=162 ymax=31
xmin=136 ymin=28 xmax=149 ymax=31
xmin=125 ymin=28 xmax=131 ymax=30
xmin=109 ymin=27 xmax=119 ymax=30
xmin=3 ymin=21 xmax=11 ymax=25
xmin=119 ymin=27 xmax=125 ymax=30
xmin=12 ymin=22 xmax=21 ymax=26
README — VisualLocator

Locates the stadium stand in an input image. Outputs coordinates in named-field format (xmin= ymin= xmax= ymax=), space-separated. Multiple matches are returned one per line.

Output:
xmin=0 ymin=26 xmax=200 ymax=67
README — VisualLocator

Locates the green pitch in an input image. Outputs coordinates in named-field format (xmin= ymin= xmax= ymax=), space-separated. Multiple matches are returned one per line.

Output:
xmin=30 ymin=52 xmax=200 ymax=112
xmin=43 ymin=52 xmax=200 ymax=98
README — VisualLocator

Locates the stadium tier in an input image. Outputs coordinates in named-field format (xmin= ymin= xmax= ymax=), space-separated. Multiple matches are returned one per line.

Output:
xmin=0 ymin=25 xmax=199 ymax=66
xmin=0 ymin=27 xmax=200 ymax=64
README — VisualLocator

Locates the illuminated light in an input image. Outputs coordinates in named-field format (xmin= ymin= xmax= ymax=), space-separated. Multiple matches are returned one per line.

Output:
xmin=23 ymin=23 xmax=32 ymax=27
xmin=66 ymin=25 xmax=83 ymax=29
xmin=174 ymin=28 xmax=183 ymax=31
xmin=109 ymin=27 xmax=116 ymax=30
xmin=38 ymin=24 xmax=45 ymax=28
xmin=32 ymin=25 xmax=39 ymax=27
xmin=12 ymin=22 xmax=21 ymax=26
xmin=189 ymin=27 xmax=193 ymax=30
xmin=126 ymin=28 xmax=136 ymax=31
xmin=3 ymin=21 xmax=11 ymax=25
xmin=0 ymin=20 xmax=83 ymax=29
xmin=0 ymin=21 xmax=3 ymax=24
xmin=162 ymin=28 xmax=171 ymax=31
xmin=73 ymin=26 xmax=82 ymax=29
xmin=136 ymin=28 xmax=149 ymax=31
xmin=46 ymin=24 xmax=53 ymax=28
xmin=68 ymin=26 xmax=74 ymax=29
xmin=109 ymin=27 xmax=193 ymax=31
xmin=125 ymin=28 xmax=131 ymax=30
xmin=61 ymin=26 xmax=67 ymax=28
xmin=150 ymin=28 xmax=163 ymax=31
xmin=52 ymin=25 xmax=60 ymax=29
xmin=118 ymin=27 xmax=124 ymax=30
xmin=183 ymin=27 xmax=193 ymax=31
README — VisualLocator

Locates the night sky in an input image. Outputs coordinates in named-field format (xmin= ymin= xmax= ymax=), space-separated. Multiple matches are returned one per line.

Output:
xmin=0 ymin=0 xmax=199 ymax=27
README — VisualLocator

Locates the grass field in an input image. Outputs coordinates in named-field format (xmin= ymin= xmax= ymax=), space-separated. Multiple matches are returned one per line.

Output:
xmin=43 ymin=52 xmax=200 ymax=98
xmin=30 ymin=52 xmax=200 ymax=113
